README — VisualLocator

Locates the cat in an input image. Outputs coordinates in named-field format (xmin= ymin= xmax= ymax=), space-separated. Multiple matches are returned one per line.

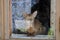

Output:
xmin=23 ymin=11 xmax=46 ymax=36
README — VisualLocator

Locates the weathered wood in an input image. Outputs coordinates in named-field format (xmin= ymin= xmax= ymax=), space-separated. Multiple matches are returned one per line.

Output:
xmin=0 ymin=0 xmax=2 ymax=38
xmin=1 ymin=0 xmax=5 ymax=39
xmin=56 ymin=0 xmax=60 ymax=40
xmin=9 ymin=0 xmax=12 ymax=38
xmin=0 ymin=0 xmax=60 ymax=40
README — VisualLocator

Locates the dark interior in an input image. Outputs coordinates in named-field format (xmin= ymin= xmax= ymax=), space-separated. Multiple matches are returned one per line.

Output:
xmin=31 ymin=0 xmax=50 ymax=35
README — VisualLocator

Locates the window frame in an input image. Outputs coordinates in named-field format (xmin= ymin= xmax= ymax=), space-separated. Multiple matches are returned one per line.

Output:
xmin=0 ymin=0 xmax=60 ymax=40
xmin=10 ymin=0 xmax=57 ymax=39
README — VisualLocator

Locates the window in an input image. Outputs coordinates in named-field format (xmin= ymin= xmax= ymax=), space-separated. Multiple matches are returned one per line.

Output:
xmin=10 ymin=0 xmax=56 ymax=39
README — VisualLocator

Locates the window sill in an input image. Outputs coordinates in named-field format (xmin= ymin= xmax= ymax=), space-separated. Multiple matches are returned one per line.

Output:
xmin=11 ymin=34 xmax=55 ymax=40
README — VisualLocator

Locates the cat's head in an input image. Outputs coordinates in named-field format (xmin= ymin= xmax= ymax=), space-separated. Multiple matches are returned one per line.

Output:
xmin=23 ymin=11 xmax=37 ymax=20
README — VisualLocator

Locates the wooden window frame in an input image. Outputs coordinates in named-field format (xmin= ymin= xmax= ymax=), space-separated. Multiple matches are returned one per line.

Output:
xmin=0 ymin=0 xmax=60 ymax=40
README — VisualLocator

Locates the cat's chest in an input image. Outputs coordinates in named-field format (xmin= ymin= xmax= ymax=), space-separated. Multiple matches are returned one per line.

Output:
xmin=25 ymin=20 xmax=34 ymax=28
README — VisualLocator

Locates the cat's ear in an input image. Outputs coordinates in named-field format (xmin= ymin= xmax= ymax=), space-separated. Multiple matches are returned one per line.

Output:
xmin=32 ymin=11 xmax=37 ymax=18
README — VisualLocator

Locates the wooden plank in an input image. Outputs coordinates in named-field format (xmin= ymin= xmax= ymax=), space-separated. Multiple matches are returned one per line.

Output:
xmin=4 ymin=0 xmax=11 ymax=39
xmin=9 ymin=0 xmax=12 ymax=37
xmin=56 ymin=0 xmax=60 ymax=40
xmin=4 ymin=0 xmax=9 ymax=39
xmin=0 ymin=0 xmax=2 ymax=38
xmin=51 ymin=0 xmax=56 ymax=36
xmin=1 ymin=0 xmax=5 ymax=40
